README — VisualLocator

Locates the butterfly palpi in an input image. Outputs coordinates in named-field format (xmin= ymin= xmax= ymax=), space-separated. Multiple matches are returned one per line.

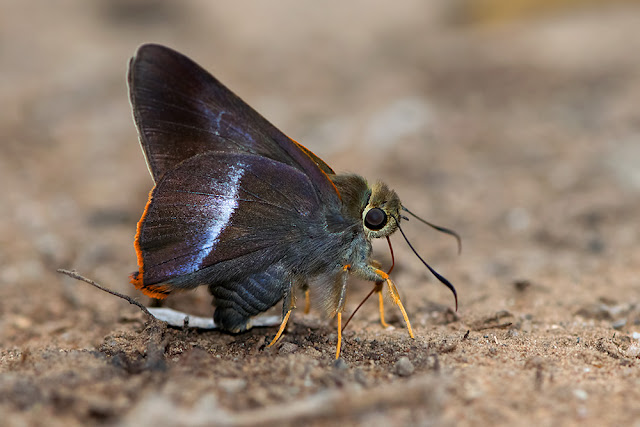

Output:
xmin=128 ymin=44 xmax=459 ymax=359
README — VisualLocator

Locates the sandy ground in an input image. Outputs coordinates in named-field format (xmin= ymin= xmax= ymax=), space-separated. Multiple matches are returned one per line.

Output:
xmin=2 ymin=1 xmax=640 ymax=426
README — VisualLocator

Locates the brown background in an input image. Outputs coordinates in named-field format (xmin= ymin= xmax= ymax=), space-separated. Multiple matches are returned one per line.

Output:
xmin=2 ymin=1 xmax=640 ymax=425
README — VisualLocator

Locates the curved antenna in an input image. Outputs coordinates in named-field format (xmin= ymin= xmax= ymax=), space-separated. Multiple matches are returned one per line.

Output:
xmin=396 ymin=221 xmax=458 ymax=311
xmin=402 ymin=206 xmax=461 ymax=255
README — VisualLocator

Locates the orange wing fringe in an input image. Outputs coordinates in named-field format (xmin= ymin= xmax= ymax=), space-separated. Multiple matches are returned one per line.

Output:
xmin=129 ymin=187 xmax=171 ymax=299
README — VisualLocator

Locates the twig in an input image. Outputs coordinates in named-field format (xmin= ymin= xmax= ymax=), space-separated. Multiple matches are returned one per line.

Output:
xmin=57 ymin=268 xmax=152 ymax=317
xmin=56 ymin=269 xmax=282 ymax=330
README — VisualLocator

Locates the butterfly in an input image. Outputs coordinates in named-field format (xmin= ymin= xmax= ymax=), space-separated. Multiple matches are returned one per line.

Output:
xmin=128 ymin=44 xmax=458 ymax=359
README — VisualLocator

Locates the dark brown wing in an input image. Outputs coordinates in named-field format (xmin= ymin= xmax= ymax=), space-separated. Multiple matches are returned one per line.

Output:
xmin=131 ymin=152 xmax=324 ymax=298
xmin=128 ymin=44 xmax=339 ymax=204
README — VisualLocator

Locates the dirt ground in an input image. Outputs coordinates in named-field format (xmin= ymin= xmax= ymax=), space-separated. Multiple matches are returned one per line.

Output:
xmin=2 ymin=1 xmax=640 ymax=426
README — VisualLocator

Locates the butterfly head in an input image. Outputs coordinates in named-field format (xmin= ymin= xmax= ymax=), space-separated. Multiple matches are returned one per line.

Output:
xmin=362 ymin=182 xmax=402 ymax=239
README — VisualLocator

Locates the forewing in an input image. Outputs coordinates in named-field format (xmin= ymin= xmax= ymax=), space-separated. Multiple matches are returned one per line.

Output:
xmin=128 ymin=44 xmax=338 ymax=203
xmin=131 ymin=152 xmax=321 ymax=298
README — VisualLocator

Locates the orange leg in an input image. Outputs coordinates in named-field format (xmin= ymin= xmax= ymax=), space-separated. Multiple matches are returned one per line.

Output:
xmin=335 ymin=312 xmax=342 ymax=359
xmin=304 ymin=289 xmax=311 ymax=314
xmin=267 ymin=309 xmax=292 ymax=347
xmin=332 ymin=265 xmax=351 ymax=359
xmin=373 ymin=269 xmax=414 ymax=339
xmin=376 ymin=282 xmax=390 ymax=328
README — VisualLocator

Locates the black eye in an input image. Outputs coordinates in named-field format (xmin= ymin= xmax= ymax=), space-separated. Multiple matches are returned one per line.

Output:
xmin=365 ymin=208 xmax=387 ymax=230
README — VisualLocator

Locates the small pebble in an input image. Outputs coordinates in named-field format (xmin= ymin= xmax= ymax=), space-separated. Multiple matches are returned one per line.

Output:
xmin=626 ymin=345 xmax=640 ymax=358
xmin=278 ymin=342 xmax=299 ymax=355
xmin=612 ymin=319 xmax=627 ymax=330
xmin=333 ymin=358 xmax=349 ymax=370
xmin=395 ymin=356 xmax=414 ymax=377
xmin=218 ymin=378 xmax=247 ymax=394
xmin=573 ymin=389 xmax=588 ymax=401
xmin=354 ymin=368 xmax=369 ymax=386
xmin=9 ymin=315 xmax=33 ymax=329
xmin=513 ymin=279 xmax=531 ymax=291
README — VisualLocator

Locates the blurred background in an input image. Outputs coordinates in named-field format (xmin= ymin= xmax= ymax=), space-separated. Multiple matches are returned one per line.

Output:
xmin=3 ymin=0 xmax=640 ymax=331
xmin=3 ymin=0 xmax=640 ymax=336
xmin=1 ymin=1 xmax=640 ymax=423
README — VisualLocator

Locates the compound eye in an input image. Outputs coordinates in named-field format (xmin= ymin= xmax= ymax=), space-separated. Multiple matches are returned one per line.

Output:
xmin=364 ymin=208 xmax=387 ymax=230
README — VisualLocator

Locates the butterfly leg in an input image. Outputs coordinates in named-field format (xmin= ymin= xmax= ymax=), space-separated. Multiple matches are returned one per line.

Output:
xmin=373 ymin=269 xmax=414 ymax=338
xmin=369 ymin=260 xmax=390 ymax=329
xmin=267 ymin=311 xmax=291 ymax=348
xmin=334 ymin=265 xmax=350 ymax=359
xmin=299 ymin=282 xmax=311 ymax=314
xmin=374 ymin=281 xmax=390 ymax=328
xmin=304 ymin=290 xmax=311 ymax=314
xmin=267 ymin=287 xmax=295 ymax=348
